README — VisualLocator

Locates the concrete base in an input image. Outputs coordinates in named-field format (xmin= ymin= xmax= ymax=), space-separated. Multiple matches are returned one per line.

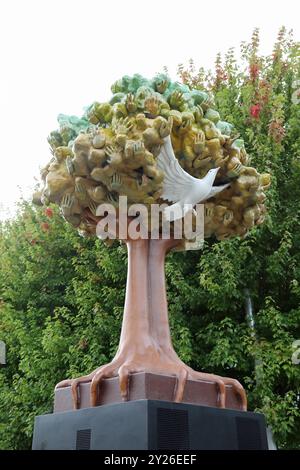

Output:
xmin=33 ymin=400 xmax=268 ymax=450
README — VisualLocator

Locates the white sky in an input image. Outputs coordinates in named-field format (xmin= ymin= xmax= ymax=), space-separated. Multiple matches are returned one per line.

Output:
xmin=0 ymin=0 xmax=299 ymax=220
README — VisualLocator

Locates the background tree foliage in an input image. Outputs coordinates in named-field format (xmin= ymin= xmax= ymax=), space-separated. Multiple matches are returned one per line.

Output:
xmin=0 ymin=28 xmax=300 ymax=449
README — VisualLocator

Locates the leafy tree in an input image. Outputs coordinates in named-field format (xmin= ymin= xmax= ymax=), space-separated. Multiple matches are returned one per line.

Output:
xmin=1 ymin=28 xmax=300 ymax=449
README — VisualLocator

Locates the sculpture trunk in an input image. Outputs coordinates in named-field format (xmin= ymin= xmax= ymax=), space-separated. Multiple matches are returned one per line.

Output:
xmin=115 ymin=238 xmax=180 ymax=361
xmin=55 ymin=225 xmax=247 ymax=411
xmin=148 ymin=239 xmax=179 ymax=352
xmin=118 ymin=239 xmax=151 ymax=349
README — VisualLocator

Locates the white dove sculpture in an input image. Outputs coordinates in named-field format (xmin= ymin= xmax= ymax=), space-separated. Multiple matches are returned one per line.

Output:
xmin=157 ymin=135 xmax=230 ymax=221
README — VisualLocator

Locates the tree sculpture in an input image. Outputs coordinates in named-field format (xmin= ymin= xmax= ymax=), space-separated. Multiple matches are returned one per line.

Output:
xmin=34 ymin=73 xmax=270 ymax=411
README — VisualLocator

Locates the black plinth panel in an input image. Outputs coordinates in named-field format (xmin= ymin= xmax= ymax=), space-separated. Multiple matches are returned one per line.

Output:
xmin=32 ymin=400 xmax=268 ymax=450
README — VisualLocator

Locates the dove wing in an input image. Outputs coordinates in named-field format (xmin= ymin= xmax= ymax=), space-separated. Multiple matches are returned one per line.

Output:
xmin=157 ymin=136 xmax=197 ymax=203
xmin=207 ymin=183 xmax=230 ymax=199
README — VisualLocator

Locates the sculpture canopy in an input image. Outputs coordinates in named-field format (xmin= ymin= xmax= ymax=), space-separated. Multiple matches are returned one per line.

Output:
xmin=34 ymin=73 xmax=270 ymax=247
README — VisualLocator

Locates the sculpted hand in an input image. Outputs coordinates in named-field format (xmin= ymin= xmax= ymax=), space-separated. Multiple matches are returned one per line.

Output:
xmin=114 ymin=116 xmax=133 ymax=135
xmin=132 ymin=140 xmax=146 ymax=157
xmin=61 ymin=193 xmax=74 ymax=215
xmin=193 ymin=104 xmax=204 ymax=123
xmin=106 ymin=192 xmax=119 ymax=207
xmin=125 ymin=93 xmax=137 ymax=113
xmin=214 ymin=153 xmax=230 ymax=167
xmin=75 ymin=180 xmax=87 ymax=201
xmin=105 ymin=145 xmax=123 ymax=166
xmin=156 ymin=78 xmax=168 ymax=94
xmin=159 ymin=116 xmax=173 ymax=138
xmin=223 ymin=210 xmax=234 ymax=226
xmin=88 ymin=200 xmax=98 ymax=216
xmin=109 ymin=173 xmax=123 ymax=191
xmin=65 ymin=156 xmax=75 ymax=175
xmin=181 ymin=116 xmax=193 ymax=131
xmin=169 ymin=90 xmax=185 ymax=109
xmin=193 ymin=131 xmax=205 ymax=154
xmin=144 ymin=96 xmax=160 ymax=117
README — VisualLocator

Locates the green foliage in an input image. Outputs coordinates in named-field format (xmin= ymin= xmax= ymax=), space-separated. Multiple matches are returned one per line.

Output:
xmin=1 ymin=28 xmax=300 ymax=449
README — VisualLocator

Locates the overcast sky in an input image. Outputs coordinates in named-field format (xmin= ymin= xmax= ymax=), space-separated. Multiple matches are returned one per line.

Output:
xmin=0 ymin=0 xmax=299 ymax=219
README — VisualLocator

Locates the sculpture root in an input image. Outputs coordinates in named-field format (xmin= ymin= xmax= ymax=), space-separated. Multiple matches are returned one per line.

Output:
xmin=55 ymin=352 xmax=247 ymax=411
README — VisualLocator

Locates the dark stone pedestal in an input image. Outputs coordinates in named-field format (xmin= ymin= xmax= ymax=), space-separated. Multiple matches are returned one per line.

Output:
xmin=32 ymin=400 xmax=268 ymax=450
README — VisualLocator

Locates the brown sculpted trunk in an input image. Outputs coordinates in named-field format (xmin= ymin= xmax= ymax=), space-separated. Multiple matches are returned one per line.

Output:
xmin=118 ymin=239 xmax=151 ymax=351
xmin=118 ymin=238 xmax=179 ymax=353
xmin=148 ymin=239 xmax=180 ymax=352
xmin=56 ymin=226 xmax=247 ymax=411
xmin=116 ymin=238 xmax=183 ymax=362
